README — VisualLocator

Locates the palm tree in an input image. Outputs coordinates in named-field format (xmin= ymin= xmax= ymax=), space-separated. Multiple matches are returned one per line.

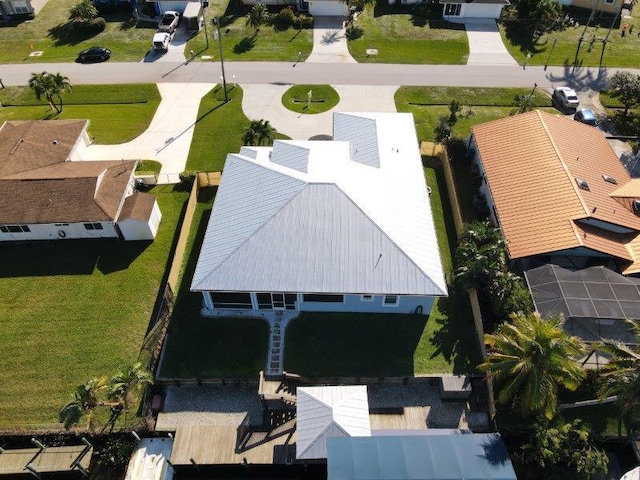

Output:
xmin=59 ymin=376 xmax=108 ymax=429
xmin=246 ymin=4 xmax=268 ymax=32
xmin=108 ymin=362 xmax=153 ymax=411
xmin=596 ymin=320 xmax=640 ymax=415
xmin=479 ymin=312 xmax=586 ymax=419
xmin=242 ymin=119 xmax=276 ymax=146
xmin=28 ymin=72 xmax=72 ymax=113
xmin=510 ymin=93 xmax=536 ymax=115
xmin=69 ymin=0 xmax=98 ymax=22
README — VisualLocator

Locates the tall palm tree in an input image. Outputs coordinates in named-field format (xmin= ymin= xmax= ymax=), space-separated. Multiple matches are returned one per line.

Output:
xmin=59 ymin=376 xmax=108 ymax=429
xmin=108 ymin=362 xmax=153 ymax=411
xmin=596 ymin=320 xmax=640 ymax=415
xmin=242 ymin=119 xmax=276 ymax=146
xmin=246 ymin=4 xmax=268 ymax=32
xmin=28 ymin=72 xmax=72 ymax=113
xmin=479 ymin=312 xmax=586 ymax=419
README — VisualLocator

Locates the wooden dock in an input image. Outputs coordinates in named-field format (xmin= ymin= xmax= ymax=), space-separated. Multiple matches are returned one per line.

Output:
xmin=0 ymin=446 xmax=92 ymax=475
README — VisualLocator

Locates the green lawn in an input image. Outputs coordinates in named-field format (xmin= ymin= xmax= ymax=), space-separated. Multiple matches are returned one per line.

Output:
xmin=347 ymin=3 xmax=469 ymax=64
xmin=395 ymin=86 xmax=555 ymax=141
xmin=282 ymin=85 xmax=340 ymax=114
xmin=499 ymin=6 xmax=640 ymax=68
xmin=0 ymin=186 xmax=189 ymax=429
xmin=0 ymin=84 xmax=161 ymax=144
xmin=184 ymin=0 xmax=313 ymax=62
xmin=0 ymin=0 xmax=155 ymax=64
xmin=158 ymin=187 xmax=269 ymax=379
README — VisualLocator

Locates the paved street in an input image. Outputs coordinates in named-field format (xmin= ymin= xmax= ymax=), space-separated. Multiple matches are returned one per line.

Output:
xmin=2 ymin=61 xmax=638 ymax=90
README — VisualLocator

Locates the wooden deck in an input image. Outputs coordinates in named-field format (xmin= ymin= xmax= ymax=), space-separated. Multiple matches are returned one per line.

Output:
xmin=171 ymin=424 xmax=297 ymax=466
xmin=369 ymin=406 xmax=428 ymax=430
xmin=0 ymin=446 xmax=92 ymax=475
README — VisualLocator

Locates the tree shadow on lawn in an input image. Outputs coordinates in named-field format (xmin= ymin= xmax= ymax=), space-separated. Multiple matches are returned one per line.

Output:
xmin=48 ymin=22 xmax=100 ymax=47
xmin=0 ymin=238 xmax=149 ymax=277
xmin=233 ymin=34 xmax=257 ymax=54
xmin=427 ymin=19 xmax=465 ymax=31
xmin=502 ymin=21 xmax=545 ymax=56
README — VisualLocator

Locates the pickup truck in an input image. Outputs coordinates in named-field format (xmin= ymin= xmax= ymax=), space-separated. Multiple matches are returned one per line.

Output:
xmin=153 ymin=32 xmax=171 ymax=51
xmin=158 ymin=11 xmax=180 ymax=33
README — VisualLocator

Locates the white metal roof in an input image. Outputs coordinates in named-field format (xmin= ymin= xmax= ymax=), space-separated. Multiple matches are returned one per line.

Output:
xmin=296 ymin=385 xmax=371 ymax=460
xmin=191 ymin=112 xmax=447 ymax=296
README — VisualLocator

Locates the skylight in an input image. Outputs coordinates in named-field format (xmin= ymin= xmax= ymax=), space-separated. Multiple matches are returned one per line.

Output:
xmin=576 ymin=178 xmax=590 ymax=191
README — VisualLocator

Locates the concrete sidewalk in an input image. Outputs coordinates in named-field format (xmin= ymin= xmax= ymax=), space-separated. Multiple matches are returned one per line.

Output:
xmin=306 ymin=16 xmax=356 ymax=64
xmin=82 ymin=82 xmax=213 ymax=183
xmin=241 ymin=84 xmax=398 ymax=139
xmin=464 ymin=19 xmax=518 ymax=66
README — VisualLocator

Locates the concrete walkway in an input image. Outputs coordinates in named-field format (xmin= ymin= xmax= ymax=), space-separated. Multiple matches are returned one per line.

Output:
xmin=82 ymin=82 xmax=213 ymax=183
xmin=241 ymin=84 xmax=398 ymax=139
xmin=306 ymin=16 xmax=356 ymax=64
xmin=464 ymin=19 xmax=518 ymax=66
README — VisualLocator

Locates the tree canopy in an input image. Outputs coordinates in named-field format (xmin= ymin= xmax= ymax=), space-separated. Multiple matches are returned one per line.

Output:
xmin=608 ymin=71 xmax=640 ymax=115
xmin=28 ymin=72 xmax=72 ymax=113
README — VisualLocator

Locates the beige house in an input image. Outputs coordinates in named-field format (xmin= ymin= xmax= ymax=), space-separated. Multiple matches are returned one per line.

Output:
xmin=470 ymin=110 xmax=640 ymax=275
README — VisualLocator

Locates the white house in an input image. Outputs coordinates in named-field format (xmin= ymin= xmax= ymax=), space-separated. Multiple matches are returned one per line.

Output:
xmin=440 ymin=0 xmax=509 ymax=22
xmin=190 ymin=112 xmax=448 ymax=316
xmin=0 ymin=120 xmax=161 ymax=242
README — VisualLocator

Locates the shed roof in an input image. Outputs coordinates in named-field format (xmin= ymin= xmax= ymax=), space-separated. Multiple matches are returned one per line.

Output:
xmin=296 ymin=386 xmax=371 ymax=460
xmin=191 ymin=112 xmax=447 ymax=297
xmin=326 ymin=433 xmax=517 ymax=480
xmin=472 ymin=110 xmax=640 ymax=270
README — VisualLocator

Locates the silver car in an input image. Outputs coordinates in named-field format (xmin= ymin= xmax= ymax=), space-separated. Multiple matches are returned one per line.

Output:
xmin=553 ymin=87 xmax=580 ymax=109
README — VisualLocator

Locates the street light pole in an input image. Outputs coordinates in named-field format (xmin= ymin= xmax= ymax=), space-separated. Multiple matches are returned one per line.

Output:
xmin=214 ymin=16 xmax=228 ymax=103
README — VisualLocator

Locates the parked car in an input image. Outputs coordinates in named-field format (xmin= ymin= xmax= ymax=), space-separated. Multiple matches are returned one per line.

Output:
xmin=553 ymin=87 xmax=580 ymax=109
xmin=158 ymin=11 xmax=180 ymax=33
xmin=77 ymin=46 xmax=111 ymax=62
xmin=153 ymin=32 xmax=171 ymax=51
xmin=574 ymin=109 xmax=598 ymax=127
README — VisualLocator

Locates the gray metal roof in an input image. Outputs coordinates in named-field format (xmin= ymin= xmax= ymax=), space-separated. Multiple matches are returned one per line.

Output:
xmin=333 ymin=113 xmax=380 ymax=168
xmin=192 ymin=182 xmax=443 ymax=294
xmin=327 ymin=434 xmax=516 ymax=480
xmin=271 ymin=142 xmax=310 ymax=173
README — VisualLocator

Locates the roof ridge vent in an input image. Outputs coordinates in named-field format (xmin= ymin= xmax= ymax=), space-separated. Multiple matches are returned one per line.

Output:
xmin=576 ymin=178 xmax=590 ymax=191
xmin=602 ymin=174 xmax=618 ymax=185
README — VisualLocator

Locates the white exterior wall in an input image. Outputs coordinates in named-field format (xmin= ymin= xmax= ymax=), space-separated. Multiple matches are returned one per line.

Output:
xmin=308 ymin=0 xmax=348 ymax=16
xmin=0 ymin=222 xmax=118 ymax=241
xmin=442 ymin=3 xmax=504 ymax=21
xmin=117 ymin=199 xmax=162 ymax=240
xmin=157 ymin=1 xmax=189 ymax=14
xmin=68 ymin=128 xmax=91 ymax=161
xmin=299 ymin=294 xmax=434 ymax=315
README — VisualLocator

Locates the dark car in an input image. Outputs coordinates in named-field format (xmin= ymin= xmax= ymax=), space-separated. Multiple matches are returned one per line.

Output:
xmin=78 ymin=46 xmax=111 ymax=63
xmin=574 ymin=109 xmax=598 ymax=127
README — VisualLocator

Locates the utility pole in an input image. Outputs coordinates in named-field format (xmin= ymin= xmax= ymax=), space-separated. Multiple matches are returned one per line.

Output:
xmin=214 ymin=17 xmax=228 ymax=103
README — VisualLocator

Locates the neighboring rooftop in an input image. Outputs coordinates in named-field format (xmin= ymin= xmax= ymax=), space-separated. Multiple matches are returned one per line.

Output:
xmin=191 ymin=112 xmax=447 ymax=297
xmin=472 ymin=110 xmax=640 ymax=274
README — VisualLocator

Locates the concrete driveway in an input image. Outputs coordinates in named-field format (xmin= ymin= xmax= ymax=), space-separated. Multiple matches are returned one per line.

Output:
xmin=306 ymin=16 xmax=356 ymax=63
xmin=143 ymin=27 xmax=189 ymax=63
xmin=82 ymin=82 xmax=213 ymax=183
xmin=241 ymin=84 xmax=398 ymax=139
xmin=464 ymin=19 xmax=518 ymax=66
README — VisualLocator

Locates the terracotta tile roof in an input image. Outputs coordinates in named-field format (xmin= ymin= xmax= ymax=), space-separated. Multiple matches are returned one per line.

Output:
xmin=119 ymin=192 xmax=156 ymax=221
xmin=610 ymin=178 xmax=640 ymax=198
xmin=0 ymin=120 xmax=136 ymax=225
xmin=472 ymin=110 xmax=640 ymax=269
xmin=0 ymin=120 xmax=88 ymax=177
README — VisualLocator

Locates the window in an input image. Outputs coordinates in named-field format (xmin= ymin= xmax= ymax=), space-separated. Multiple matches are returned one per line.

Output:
xmin=12 ymin=0 xmax=30 ymax=13
xmin=303 ymin=294 xmax=344 ymax=303
xmin=361 ymin=295 xmax=374 ymax=302
xmin=1 ymin=225 xmax=30 ymax=233
xmin=576 ymin=178 xmax=590 ymax=191
xmin=604 ymin=0 xmax=615 ymax=4
xmin=210 ymin=292 xmax=252 ymax=309
xmin=444 ymin=3 xmax=461 ymax=15
xmin=84 ymin=223 xmax=104 ymax=230
xmin=383 ymin=295 xmax=399 ymax=306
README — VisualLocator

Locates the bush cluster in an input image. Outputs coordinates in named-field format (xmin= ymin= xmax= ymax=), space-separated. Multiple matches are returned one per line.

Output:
xmin=268 ymin=7 xmax=312 ymax=30
xmin=72 ymin=17 xmax=106 ymax=33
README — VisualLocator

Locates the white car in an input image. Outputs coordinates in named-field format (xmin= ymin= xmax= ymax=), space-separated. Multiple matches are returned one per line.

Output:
xmin=553 ymin=87 xmax=580 ymax=109
xmin=153 ymin=32 xmax=171 ymax=51
xmin=158 ymin=11 xmax=180 ymax=33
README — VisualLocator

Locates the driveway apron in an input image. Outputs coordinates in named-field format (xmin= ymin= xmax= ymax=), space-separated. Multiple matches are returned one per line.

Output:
xmin=306 ymin=16 xmax=356 ymax=63
xmin=464 ymin=19 xmax=518 ymax=66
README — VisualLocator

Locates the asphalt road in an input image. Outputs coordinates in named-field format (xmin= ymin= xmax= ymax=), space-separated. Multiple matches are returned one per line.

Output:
xmin=2 ymin=61 xmax=639 ymax=90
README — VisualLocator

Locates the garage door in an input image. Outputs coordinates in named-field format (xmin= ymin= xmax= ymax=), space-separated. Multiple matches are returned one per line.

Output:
xmin=308 ymin=0 xmax=348 ymax=16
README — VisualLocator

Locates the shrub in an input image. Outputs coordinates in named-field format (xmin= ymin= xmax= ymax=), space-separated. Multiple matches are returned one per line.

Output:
xmin=179 ymin=170 xmax=198 ymax=185
xmin=73 ymin=16 xmax=106 ymax=33
xmin=298 ymin=14 xmax=313 ymax=29
xmin=271 ymin=7 xmax=295 ymax=30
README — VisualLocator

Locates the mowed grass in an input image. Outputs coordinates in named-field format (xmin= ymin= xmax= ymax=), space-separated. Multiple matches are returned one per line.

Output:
xmin=185 ymin=0 xmax=312 ymax=62
xmin=0 ymin=186 xmax=189 ymax=429
xmin=395 ymin=86 xmax=555 ymax=141
xmin=0 ymin=84 xmax=161 ymax=144
xmin=158 ymin=187 xmax=269 ymax=379
xmin=499 ymin=6 xmax=640 ymax=68
xmin=282 ymin=85 xmax=340 ymax=114
xmin=0 ymin=0 xmax=155 ymax=64
xmin=348 ymin=4 xmax=469 ymax=64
